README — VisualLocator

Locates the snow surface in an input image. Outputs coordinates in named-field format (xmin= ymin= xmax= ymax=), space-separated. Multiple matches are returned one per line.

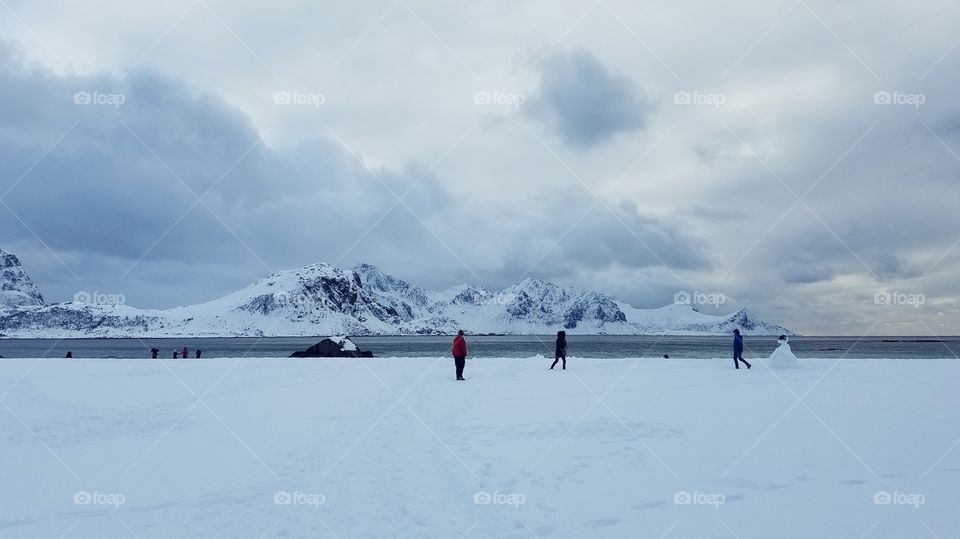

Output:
xmin=0 ymin=357 xmax=956 ymax=538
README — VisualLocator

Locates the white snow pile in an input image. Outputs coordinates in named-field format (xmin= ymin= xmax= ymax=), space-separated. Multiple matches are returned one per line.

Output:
xmin=769 ymin=336 xmax=800 ymax=369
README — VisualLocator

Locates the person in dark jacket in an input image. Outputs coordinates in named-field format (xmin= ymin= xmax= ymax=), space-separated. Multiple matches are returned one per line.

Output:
xmin=182 ymin=346 xmax=189 ymax=360
xmin=732 ymin=329 xmax=751 ymax=369
xmin=550 ymin=330 xmax=567 ymax=370
xmin=452 ymin=330 xmax=468 ymax=381
xmin=195 ymin=349 xmax=202 ymax=359
xmin=151 ymin=347 xmax=160 ymax=359
xmin=65 ymin=351 xmax=73 ymax=359
xmin=173 ymin=351 xmax=179 ymax=359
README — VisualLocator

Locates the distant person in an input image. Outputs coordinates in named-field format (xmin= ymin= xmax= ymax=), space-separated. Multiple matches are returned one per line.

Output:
xmin=550 ymin=330 xmax=567 ymax=370
xmin=732 ymin=329 xmax=751 ymax=370
xmin=65 ymin=351 xmax=73 ymax=359
xmin=151 ymin=347 xmax=160 ymax=359
xmin=769 ymin=335 xmax=799 ymax=369
xmin=182 ymin=346 xmax=189 ymax=359
xmin=173 ymin=351 xmax=179 ymax=359
xmin=195 ymin=349 xmax=202 ymax=359
xmin=452 ymin=330 xmax=468 ymax=381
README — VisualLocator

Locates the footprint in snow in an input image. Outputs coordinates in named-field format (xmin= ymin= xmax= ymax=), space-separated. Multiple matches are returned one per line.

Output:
xmin=532 ymin=524 xmax=557 ymax=536
xmin=583 ymin=517 xmax=623 ymax=529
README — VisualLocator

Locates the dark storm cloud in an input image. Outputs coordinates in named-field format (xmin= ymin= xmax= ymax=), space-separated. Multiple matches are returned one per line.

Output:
xmin=0 ymin=41 xmax=453 ymax=307
xmin=871 ymin=253 xmax=923 ymax=281
xmin=480 ymin=191 xmax=713 ymax=290
xmin=779 ymin=263 xmax=834 ymax=284
xmin=527 ymin=49 xmax=654 ymax=148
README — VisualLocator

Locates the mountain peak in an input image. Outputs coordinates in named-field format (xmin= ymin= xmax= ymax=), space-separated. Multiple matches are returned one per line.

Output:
xmin=1 ymin=248 xmax=45 ymax=308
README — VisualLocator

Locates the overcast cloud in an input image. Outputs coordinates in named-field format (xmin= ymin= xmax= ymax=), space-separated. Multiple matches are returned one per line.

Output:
xmin=1 ymin=0 xmax=959 ymax=335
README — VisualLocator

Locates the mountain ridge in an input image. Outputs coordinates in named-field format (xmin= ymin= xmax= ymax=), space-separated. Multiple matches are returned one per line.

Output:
xmin=0 ymin=250 xmax=793 ymax=337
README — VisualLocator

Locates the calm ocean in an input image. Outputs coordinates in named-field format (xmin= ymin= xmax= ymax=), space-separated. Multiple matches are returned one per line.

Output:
xmin=0 ymin=335 xmax=957 ymax=360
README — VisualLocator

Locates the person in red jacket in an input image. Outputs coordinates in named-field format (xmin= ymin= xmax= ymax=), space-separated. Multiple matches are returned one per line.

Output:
xmin=452 ymin=330 xmax=468 ymax=381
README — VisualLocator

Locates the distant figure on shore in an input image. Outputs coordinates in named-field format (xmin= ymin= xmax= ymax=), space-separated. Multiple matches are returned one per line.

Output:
xmin=65 ymin=351 xmax=73 ymax=359
xmin=195 ymin=349 xmax=202 ymax=359
xmin=173 ymin=351 xmax=179 ymax=359
xmin=550 ymin=330 xmax=567 ymax=370
xmin=151 ymin=347 xmax=160 ymax=359
xmin=182 ymin=347 xmax=189 ymax=359
xmin=452 ymin=330 xmax=468 ymax=381
xmin=769 ymin=335 xmax=799 ymax=369
xmin=732 ymin=329 xmax=751 ymax=370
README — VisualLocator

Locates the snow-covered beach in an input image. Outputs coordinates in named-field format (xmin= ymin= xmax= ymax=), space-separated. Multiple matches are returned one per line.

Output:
xmin=1 ymin=357 xmax=956 ymax=538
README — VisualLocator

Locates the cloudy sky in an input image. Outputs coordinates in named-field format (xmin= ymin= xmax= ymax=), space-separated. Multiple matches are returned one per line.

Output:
xmin=1 ymin=0 xmax=958 ymax=335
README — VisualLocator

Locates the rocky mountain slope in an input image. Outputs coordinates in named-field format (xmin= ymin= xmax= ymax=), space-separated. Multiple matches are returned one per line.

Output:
xmin=1 ymin=249 xmax=44 ymax=308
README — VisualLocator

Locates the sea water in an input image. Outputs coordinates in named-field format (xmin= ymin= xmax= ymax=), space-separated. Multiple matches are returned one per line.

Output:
xmin=0 ymin=335 xmax=957 ymax=359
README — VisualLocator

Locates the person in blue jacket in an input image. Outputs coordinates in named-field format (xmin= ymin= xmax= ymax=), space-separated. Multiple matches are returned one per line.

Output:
xmin=732 ymin=329 xmax=751 ymax=369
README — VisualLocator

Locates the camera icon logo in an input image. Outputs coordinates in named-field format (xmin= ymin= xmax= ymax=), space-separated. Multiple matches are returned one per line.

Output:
xmin=673 ymin=490 xmax=692 ymax=505
xmin=873 ymin=491 xmax=892 ymax=505
xmin=73 ymin=491 xmax=92 ymax=504
xmin=73 ymin=91 xmax=92 ymax=105
xmin=273 ymin=91 xmax=292 ymax=105
xmin=673 ymin=291 xmax=691 ymax=305
xmin=673 ymin=91 xmax=691 ymax=105
xmin=274 ymin=490 xmax=292 ymax=505
xmin=874 ymin=291 xmax=892 ymax=305
xmin=473 ymin=490 xmax=493 ymax=504
xmin=873 ymin=91 xmax=892 ymax=105
xmin=473 ymin=91 xmax=492 ymax=105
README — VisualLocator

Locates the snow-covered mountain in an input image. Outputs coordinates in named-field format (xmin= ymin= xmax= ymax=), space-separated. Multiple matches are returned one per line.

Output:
xmin=1 ymin=249 xmax=44 ymax=308
xmin=0 ymin=250 xmax=792 ymax=337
